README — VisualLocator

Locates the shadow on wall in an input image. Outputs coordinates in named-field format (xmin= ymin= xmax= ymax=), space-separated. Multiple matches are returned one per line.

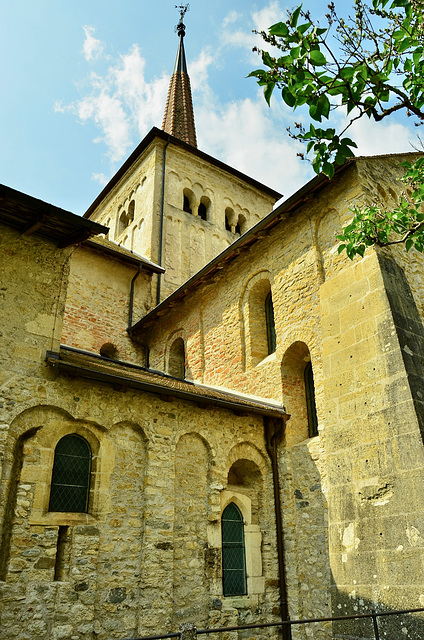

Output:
xmin=329 ymin=580 xmax=424 ymax=640
xmin=378 ymin=253 xmax=424 ymax=442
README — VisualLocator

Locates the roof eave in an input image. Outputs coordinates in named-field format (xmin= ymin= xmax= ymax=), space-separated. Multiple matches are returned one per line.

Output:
xmin=46 ymin=350 xmax=288 ymax=419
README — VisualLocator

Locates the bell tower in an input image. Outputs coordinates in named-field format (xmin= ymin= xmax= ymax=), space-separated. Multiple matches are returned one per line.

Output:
xmin=84 ymin=7 xmax=282 ymax=303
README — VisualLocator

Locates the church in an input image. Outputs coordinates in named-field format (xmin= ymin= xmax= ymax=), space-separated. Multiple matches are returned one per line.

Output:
xmin=1 ymin=10 xmax=424 ymax=640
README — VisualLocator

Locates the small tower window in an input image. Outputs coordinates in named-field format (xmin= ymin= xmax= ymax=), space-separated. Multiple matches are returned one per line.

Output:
xmin=198 ymin=202 xmax=207 ymax=219
xmin=49 ymin=435 xmax=92 ymax=513
xmin=304 ymin=362 xmax=318 ymax=437
xmin=237 ymin=214 xmax=247 ymax=235
xmin=265 ymin=291 xmax=276 ymax=354
xmin=221 ymin=502 xmax=247 ymax=597
xmin=225 ymin=207 xmax=235 ymax=232
xmin=183 ymin=196 xmax=192 ymax=213
xmin=198 ymin=196 xmax=210 ymax=221
xmin=183 ymin=189 xmax=194 ymax=214
xmin=128 ymin=200 xmax=135 ymax=224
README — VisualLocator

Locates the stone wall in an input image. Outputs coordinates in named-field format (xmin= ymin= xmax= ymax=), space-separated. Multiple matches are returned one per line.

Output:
xmin=0 ymin=389 xmax=280 ymax=640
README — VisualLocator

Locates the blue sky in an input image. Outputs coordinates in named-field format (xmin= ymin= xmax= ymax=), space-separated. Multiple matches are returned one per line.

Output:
xmin=0 ymin=0 xmax=418 ymax=215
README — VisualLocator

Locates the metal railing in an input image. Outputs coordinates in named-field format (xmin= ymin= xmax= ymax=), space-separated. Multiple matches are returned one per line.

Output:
xmin=121 ymin=606 xmax=424 ymax=640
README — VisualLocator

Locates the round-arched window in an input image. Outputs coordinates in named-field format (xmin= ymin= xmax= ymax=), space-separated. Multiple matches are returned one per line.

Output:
xmin=221 ymin=502 xmax=247 ymax=596
xmin=49 ymin=435 xmax=92 ymax=513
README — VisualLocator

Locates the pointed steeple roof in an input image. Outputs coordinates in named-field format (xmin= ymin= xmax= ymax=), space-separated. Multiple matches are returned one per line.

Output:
xmin=162 ymin=6 xmax=197 ymax=148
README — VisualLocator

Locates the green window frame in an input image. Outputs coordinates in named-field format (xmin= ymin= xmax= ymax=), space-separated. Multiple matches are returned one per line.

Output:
xmin=305 ymin=362 xmax=318 ymax=437
xmin=49 ymin=434 xmax=92 ymax=513
xmin=265 ymin=291 xmax=276 ymax=354
xmin=221 ymin=502 xmax=247 ymax=597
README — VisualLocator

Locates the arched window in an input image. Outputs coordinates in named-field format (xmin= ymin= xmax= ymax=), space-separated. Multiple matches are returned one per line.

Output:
xmin=304 ymin=362 xmax=318 ymax=437
xmin=265 ymin=291 xmax=276 ymax=354
xmin=198 ymin=196 xmax=210 ymax=221
xmin=198 ymin=202 xmax=207 ymax=220
xmin=225 ymin=207 xmax=235 ymax=232
xmin=128 ymin=199 xmax=135 ymax=224
xmin=49 ymin=435 xmax=92 ymax=513
xmin=168 ymin=337 xmax=185 ymax=379
xmin=221 ymin=502 xmax=247 ymax=596
xmin=183 ymin=189 xmax=194 ymax=214
xmin=237 ymin=214 xmax=247 ymax=235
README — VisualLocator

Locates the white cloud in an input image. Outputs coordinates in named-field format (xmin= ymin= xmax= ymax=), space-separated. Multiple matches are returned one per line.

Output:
xmin=92 ymin=172 xmax=108 ymax=186
xmin=348 ymin=116 xmax=416 ymax=157
xmin=222 ymin=11 xmax=241 ymax=28
xmin=57 ymin=41 xmax=168 ymax=173
xmin=196 ymin=93 xmax=311 ymax=197
xmin=83 ymin=25 xmax=105 ymax=62
xmin=252 ymin=1 xmax=284 ymax=32
xmin=189 ymin=49 xmax=215 ymax=92
xmin=220 ymin=2 xmax=284 ymax=65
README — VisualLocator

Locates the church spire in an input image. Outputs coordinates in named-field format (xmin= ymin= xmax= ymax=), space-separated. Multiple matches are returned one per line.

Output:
xmin=162 ymin=5 xmax=197 ymax=148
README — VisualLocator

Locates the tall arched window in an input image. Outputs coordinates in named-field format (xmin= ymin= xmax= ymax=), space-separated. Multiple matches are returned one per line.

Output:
xmin=304 ymin=362 xmax=318 ymax=437
xmin=49 ymin=435 xmax=92 ymax=513
xmin=221 ymin=502 xmax=247 ymax=597
xmin=265 ymin=291 xmax=276 ymax=354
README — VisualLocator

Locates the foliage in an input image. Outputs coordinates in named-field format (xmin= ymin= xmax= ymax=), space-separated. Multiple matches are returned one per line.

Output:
xmin=337 ymin=156 xmax=424 ymax=257
xmin=249 ymin=0 xmax=424 ymax=258
xmin=250 ymin=0 xmax=424 ymax=177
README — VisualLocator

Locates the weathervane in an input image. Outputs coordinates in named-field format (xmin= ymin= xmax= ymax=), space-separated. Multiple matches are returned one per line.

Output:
xmin=175 ymin=4 xmax=189 ymax=37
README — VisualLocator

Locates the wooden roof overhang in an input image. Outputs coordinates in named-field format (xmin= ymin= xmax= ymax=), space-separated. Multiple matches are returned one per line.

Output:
xmin=0 ymin=184 xmax=107 ymax=248
xmin=47 ymin=346 xmax=289 ymax=420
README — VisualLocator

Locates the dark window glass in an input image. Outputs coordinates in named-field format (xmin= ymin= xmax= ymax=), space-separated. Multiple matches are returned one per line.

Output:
xmin=221 ymin=503 xmax=247 ymax=596
xmin=198 ymin=202 xmax=207 ymax=220
xmin=265 ymin=292 xmax=276 ymax=354
xmin=235 ymin=222 xmax=241 ymax=234
xmin=225 ymin=216 xmax=232 ymax=232
xmin=49 ymin=435 xmax=92 ymax=513
xmin=183 ymin=195 xmax=192 ymax=214
xmin=305 ymin=362 xmax=318 ymax=437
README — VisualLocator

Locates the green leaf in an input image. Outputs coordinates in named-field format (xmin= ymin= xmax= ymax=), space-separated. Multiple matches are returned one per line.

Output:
xmin=248 ymin=69 xmax=267 ymax=80
xmin=309 ymin=49 xmax=327 ymax=66
xmin=269 ymin=21 xmax=289 ymax=37
xmin=290 ymin=5 xmax=302 ymax=28
xmin=404 ymin=58 xmax=412 ymax=72
xmin=262 ymin=51 xmax=274 ymax=68
xmin=282 ymin=87 xmax=296 ymax=107
xmin=413 ymin=47 xmax=423 ymax=66
xmin=340 ymin=66 xmax=355 ymax=78
xmin=322 ymin=162 xmax=335 ymax=179
xmin=297 ymin=22 xmax=311 ymax=34
xmin=264 ymin=82 xmax=275 ymax=106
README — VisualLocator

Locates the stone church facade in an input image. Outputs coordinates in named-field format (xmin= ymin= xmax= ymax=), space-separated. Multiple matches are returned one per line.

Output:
xmin=2 ymin=14 xmax=424 ymax=640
